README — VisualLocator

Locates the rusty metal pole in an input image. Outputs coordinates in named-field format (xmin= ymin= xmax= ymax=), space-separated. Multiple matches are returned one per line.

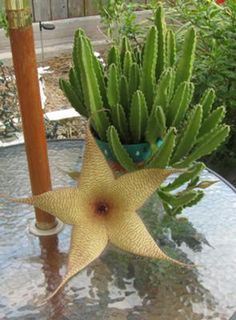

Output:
xmin=5 ymin=0 xmax=58 ymax=231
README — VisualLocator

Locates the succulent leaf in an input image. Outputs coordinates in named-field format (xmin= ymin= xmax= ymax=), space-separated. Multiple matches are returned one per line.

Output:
xmin=175 ymin=27 xmax=196 ymax=87
xmin=119 ymin=75 xmax=130 ymax=114
xmin=167 ymin=190 xmax=204 ymax=216
xmin=155 ymin=105 xmax=167 ymax=138
xmin=145 ymin=105 xmax=166 ymax=145
xmin=174 ymin=125 xmax=230 ymax=168
xmin=154 ymin=5 xmax=166 ymax=79
xmin=147 ymin=127 xmax=176 ymax=168
xmin=93 ymin=57 xmax=108 ymax=108
xmin=167 ymin=81 xmax=194 ymax=127
xmin=108 ymin=46 xmax=120 ymax=68
xmin=78 ymin=36 xmax=109 ymax=140
xmin=199 ymin=88 xmax=216 ymax=119
xmin=129 ymin=90 xmax=148 ymax=143
xmin=163 ymin=162 xmax=205 ymax=192
xmin=107 ymin=126 xmax=136 ymax=171
xmin=198 ymin=106 xmax=225 ymax=138
xmin=196 ymin=180 xmax=218 ymax=189
xmin=183 ymin=190 xmax=204 ymax=209
xmin=141 ymin=26 xmax=158 ymax=110
xmin=107 ymin=64 xmax=120 ymax=108
xmin=111 ymin=104 xmax=129 ymax=143
xmin=153 ymin=68 xmax=176 ymax=112
xmin=120 ymin=36 xmax=131 ymax=67
xmin=123 ymin=51 xmax=133 ymax=81
xmin=166 ymin=29 xmax=176 ymax=67
xmin=158 ymin=189 xmax=202 ymax=209
xmin=59 ymin=79 xmax=88 ymax=117
xmin=134 ymin=47 xmax=142 ymax=65
xmin=72 ymin=29 xmax=85 ymax=71
xmin=129 ymin=63 xmax=140 ymax=99
xmin=200 ymin=88 xmax=216 ymax=117
xmin=69 ymin=67 xmax=83 ymax=101
xmin=171 ymin=105 xmax=203 ymax=163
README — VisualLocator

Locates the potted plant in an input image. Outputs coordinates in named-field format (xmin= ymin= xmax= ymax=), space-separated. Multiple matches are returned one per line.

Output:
xmin=59 ymin=5 xmax=229 ymax=217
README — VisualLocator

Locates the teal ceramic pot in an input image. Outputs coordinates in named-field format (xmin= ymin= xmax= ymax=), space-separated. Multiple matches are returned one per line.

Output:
xmin=96 ymin=138 xmax=163 ymax=163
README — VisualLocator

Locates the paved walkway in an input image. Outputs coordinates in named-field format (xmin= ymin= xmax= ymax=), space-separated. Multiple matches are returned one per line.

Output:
xmin=0 ymin=15 xmax=106 ymax=65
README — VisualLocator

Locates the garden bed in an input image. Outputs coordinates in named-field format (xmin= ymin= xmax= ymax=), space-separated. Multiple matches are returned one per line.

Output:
xmin=0 ymin=54 xmax=88 ymax=142
xmin=42 ymin=54 xmax=72 ymax=112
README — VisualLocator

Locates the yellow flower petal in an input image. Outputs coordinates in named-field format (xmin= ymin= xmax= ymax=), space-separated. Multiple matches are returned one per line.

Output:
xmin=79 ymin=126 xmax=115 ymax=192
xmin=45 ymin=220 xmax=108 ymax=301
xmin=8 ymin=188 xmax=84 ymax=225
xmin=106 ymin=210 xmax=186 ymax=267
xmin=112 ymin=168 xmax=177 ymax=211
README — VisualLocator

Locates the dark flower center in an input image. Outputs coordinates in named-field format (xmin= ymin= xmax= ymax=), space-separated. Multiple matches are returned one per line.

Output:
xmin=95 ymin=202 xmax=109 ymax=216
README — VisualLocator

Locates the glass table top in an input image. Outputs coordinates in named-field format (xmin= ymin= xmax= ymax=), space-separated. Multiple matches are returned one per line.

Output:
xmin=0 ymin=140 xmax=236 ymax=320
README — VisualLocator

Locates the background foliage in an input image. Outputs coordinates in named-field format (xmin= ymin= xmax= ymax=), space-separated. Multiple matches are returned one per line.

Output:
xmin=0 ymin=8 xmax=8 ymax=35
xmin=168 ymin=0 xmax=236 ymax=184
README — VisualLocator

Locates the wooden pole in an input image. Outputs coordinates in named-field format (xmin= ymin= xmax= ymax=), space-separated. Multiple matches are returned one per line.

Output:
xmin=5 ymin=0 xmax=57 ymax=231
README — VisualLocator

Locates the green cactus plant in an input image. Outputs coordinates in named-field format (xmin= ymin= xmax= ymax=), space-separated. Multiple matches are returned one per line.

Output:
xmin=60 ymin=4 xmax=230 ymax=217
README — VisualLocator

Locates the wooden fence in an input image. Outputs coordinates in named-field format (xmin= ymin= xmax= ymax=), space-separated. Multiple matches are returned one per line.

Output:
xmin=0 ymin=0 xmax=147 ymax=22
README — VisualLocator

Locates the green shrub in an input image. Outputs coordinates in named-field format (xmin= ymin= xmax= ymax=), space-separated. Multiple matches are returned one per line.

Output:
xmin=166 ymin=0 xmax=236 ymax=182
xmin=96 ymin=0 xmax=142 ymax=42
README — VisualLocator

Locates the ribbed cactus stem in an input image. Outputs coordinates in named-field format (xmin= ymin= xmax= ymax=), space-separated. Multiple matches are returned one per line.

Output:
xmin=200 ymin=88 xmax=216 ymax=117
xmin=123 ymin=51 xmax=133 ymax=81
xmin=77 ymin=35 xmax=110 ymax=140
xmin=120 ymin=36 xmax=131 ymax=67
xmin=93 ymin=57 xmax=108 ymax=109
xmin=107 ymin=126 xmax=136 ymax=171
xmin=167 ymin=81 xmax=194 ymax=127
xmin=69 ymin=67 xmax=83 ymax=104
xmin=159 ymin=189 xmax=204 ymax=211
xmin=140 ymin=26 xmax=158 ymax=110
xmin=145 ymin=105 xmax=166 ymax=145
xmin=166 ymin=29 xmax=176 ymax=67
xmin=107 ymin=63 xmax=120 ymax=107
xmin=155 ymin=4 xmax=166 ymax=80
xmin=153 ymin=68 xmax=175 ymax=112
xmin=129 ymin=90 xmax=148 ymax=143
xmin=198 ymin=106 xmax=225 ymax=137
xmin=111 ymin=104 xmax=129 ymax=143
xmin=171 ymin=105 xmax=203 ymax=163
xmin=163 ymin=162 xmax=205 ymax=192
xmin=119 ymin=75 xmax=129 ymax=114
xmin=147 ymin=127 xmax=176 ymax=168
xmin=72 ymin=28 xmax=85 ymax=71
xmin=174 ymin=125 xmax=230 ymax=168
xmin=129 ymin=63 xmax=140 ymax=99
xmin=59 ymin=79 xmax=87 ymax=117
xmin=108 ymin=45 xmax=120 ymax=68
xmin=175 ymin=27 xmax=196 ymax=87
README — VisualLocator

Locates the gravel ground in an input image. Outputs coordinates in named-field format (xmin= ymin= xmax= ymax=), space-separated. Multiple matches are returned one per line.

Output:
xmin=42 ymin=54 xmax=73 ymax=113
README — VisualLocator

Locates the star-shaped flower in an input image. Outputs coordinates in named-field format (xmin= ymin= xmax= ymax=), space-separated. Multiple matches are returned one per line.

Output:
xmin=4 ymin=126 xmax=189 ymax=301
